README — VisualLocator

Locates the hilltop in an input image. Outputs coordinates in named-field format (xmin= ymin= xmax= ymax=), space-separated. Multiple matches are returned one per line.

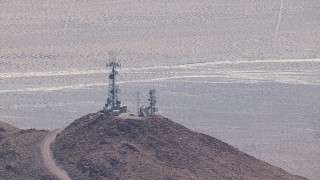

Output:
xmin=0 ymin=122 xmax=57 ymax=180
xmin=52 ymin=113 xmax=306 ymax=180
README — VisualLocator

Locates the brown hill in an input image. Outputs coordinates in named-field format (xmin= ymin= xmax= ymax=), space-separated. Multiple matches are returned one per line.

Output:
xmin=53 ymin=113 xmax=306 ymax=180
xmin=0 ymin=121 xmax=19 ymax=135
xmin=0 ymin=122 xmax=57 ymax=180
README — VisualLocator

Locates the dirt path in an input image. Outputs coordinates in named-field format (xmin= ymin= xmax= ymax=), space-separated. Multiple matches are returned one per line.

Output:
xmin=41 ymin=128 xmax=71 ymax=180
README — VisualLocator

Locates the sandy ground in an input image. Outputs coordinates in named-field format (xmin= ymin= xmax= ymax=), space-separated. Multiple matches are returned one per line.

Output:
xmin=41 ymin=128 xmax=71 ymax=180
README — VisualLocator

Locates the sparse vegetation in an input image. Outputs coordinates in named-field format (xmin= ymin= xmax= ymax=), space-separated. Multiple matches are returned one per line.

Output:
xmin=0 ymin=122 xmax=57 ymax=179
xmin=53 ymin=114 xmax=306 ymax=180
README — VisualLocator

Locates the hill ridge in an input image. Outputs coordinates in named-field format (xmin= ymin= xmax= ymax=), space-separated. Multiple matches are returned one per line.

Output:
xmin=52 ymin=113 xmax=306 ymax=180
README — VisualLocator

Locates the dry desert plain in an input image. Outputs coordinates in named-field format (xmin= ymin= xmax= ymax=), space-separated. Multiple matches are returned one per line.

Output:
xmin=0 ymin=0 xmax=319 ymax=179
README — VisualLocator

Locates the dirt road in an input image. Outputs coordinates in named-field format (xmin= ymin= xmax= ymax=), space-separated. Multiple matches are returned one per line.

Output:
xmin=41 ymin=128 xmax=71 ymax=180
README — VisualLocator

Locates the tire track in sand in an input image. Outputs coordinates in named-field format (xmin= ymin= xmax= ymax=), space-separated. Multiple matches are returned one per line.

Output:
xmin=41 ymin=128 xmax=71 ymax=180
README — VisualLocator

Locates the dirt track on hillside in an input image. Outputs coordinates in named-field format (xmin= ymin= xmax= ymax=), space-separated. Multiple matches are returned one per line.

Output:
xmin=41 ymin=128 xmax=71 ymax=180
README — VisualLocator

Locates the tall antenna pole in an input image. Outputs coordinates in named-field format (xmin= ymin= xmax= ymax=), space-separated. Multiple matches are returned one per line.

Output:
xmin=137 ymin=91 xmax=140 ymax=115
xmin=112 ymin=65 xmax=116 ymax=109
xmin=149 ymin=90 xmax=157 ymax=116
xmin=103 ymin=51 xmax=121 ymax=113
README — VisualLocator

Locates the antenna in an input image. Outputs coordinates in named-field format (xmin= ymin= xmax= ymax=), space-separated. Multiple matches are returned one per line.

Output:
xmin=137 ymin=91 xmax=140 ymax=115
xmin=148 ymin=89 xmax=157 ymax=116
xmin=102 ymin=51 xmax=127 ymax=116
xmin=137 ymin=90 xmax=158 ymax=117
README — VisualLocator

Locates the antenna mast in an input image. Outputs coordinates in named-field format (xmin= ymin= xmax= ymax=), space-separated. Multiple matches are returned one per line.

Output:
xmin=102 ymin=51 xmax=127 ymax=116
xmin=137 ymin=91 xmax=140 ymax=115
xmin=148 ymin=89 xmax=157 ymax=116
xmin=107 ymin=52 xmax=121 ymax=109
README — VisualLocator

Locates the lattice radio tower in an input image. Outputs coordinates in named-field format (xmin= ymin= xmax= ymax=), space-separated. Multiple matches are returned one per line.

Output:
xmin=148 ymin=89 xmax=157 ymax=116
xmin=103 ymin=52 xmax=122 ymax=112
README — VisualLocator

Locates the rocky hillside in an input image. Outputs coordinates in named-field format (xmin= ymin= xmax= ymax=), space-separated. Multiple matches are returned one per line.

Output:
xmin=53 ymin=113 xmax=306 ymax=180
xmin=0 ymin=122 xmax=56 ymax=180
